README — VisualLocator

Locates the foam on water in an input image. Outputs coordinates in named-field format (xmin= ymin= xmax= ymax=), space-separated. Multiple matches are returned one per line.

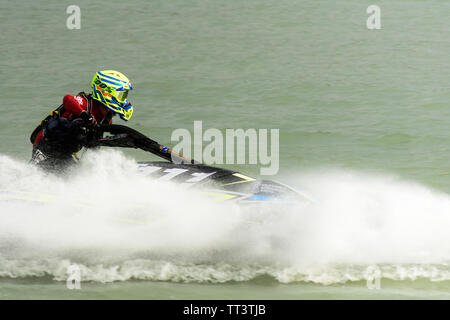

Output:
xmin=0 ymin=151 xmax=449 ymax=284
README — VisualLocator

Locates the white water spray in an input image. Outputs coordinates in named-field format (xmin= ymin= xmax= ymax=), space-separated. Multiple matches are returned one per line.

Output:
xmin=0 ymin=151 xmax=449 ymax=284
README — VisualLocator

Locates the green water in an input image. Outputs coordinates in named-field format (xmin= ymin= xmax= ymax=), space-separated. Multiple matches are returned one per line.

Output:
xmin=2 ymin=278 xmax=450 ymax=300
xmin=1 ymin=0 xmax=449 ymax=299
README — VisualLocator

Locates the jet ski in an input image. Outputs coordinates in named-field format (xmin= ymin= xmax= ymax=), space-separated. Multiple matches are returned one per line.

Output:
xmin=90 ymin=124 xmax=315 ymax=205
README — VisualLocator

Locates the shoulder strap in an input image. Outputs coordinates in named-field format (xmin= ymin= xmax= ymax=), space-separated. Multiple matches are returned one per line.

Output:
xmin=78 ymin=91 xmax=112 ymax=125
xmin=77 ymin=91 xmax=93 ymax=114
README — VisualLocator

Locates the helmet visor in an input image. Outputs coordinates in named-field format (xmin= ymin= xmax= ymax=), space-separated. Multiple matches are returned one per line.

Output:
xmin=116 ymin=90 xmax=129 ymax=103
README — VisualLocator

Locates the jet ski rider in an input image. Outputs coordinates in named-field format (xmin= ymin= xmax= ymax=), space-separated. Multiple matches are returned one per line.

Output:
xmin=30 ymin=70 xmax=134 ymax=170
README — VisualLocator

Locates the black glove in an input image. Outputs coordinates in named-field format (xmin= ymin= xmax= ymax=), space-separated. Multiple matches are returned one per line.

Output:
xmin=79 ymin=111 xmax=94 ymax=126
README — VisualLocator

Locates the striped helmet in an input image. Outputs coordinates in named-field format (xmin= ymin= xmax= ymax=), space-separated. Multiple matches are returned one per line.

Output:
xmin=91 ymin=70 xmax=133 ymax=121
